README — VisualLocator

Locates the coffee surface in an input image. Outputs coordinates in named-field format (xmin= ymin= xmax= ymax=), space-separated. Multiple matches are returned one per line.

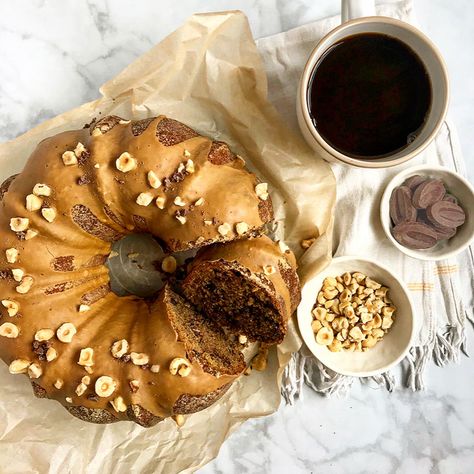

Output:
xmin=308 ymin=33 xmax=432 ymax=159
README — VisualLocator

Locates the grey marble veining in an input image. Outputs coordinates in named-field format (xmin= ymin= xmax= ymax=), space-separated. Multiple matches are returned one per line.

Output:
xmin=0 ymin=1 xmax=473 ymax=473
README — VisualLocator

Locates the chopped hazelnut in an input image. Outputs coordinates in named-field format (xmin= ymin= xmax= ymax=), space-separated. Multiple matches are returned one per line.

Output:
xmin=75 ymin=383 xmax=87 ymax=396
xmin=56 ymin=322 xmax=77 ymax=343
xmin=238 ymin=335 xmax=248 ymax=344
xmin=33 ymin=183 xmax=52 ymax=197
xmin=46 ymin=347 xmax=58 ymax=362
xmin=78 ymin=304 xmax=91 ymax=313
xmin=130 ymin=352 xmax=149 ymax=366
xmin=176 ymin=215 xmax=187 ymax=225
xmin=174 ymin=196 xmax=186 ymax=207
xmin=263 ymin=265 xmax=276 ymax=276
xmin=11 ymin=268 xmax=24 ymax=282
xmin=9 ymin=359 xmax=30 ymax=375
xmin=235 ymin=222 xmax=249 ymax=235
xmin=183 ymin=149 xmax=191 ymax=157
xmin=169 ymin=357 xmax=192 ymax=377
xmin=185 ymin=159 xmax=195 ymax=173
xmin=116 ymin=152 xmax=137 ymax=172
xmin=74 ymin=142 xmax=86 ymax=157
xmin=82 ymin=375 xmax=91 ymax=385
xmin=78 ymin=348 xmax=94 ymax=367
xmin=129 ymin=379 xmax=140 ymax=392
xmin=27 ymin=362 xmax=42 ymax=379
xmin=0 ymin=322 xmax=19 ymax=338
xmin=16 ymin=276 xmax=34 ymax=294
xmin=65 ymin=397 xmax=73 ymax=404
xmin=111 ymin=339 xmax=129 ymax=358
xmin=41 ymin=208 xmax=57 ymax=223
xmin=136 ymin=192 xmax=154 ymax=206
xmin=10 ymin=217 xmax=29 ymax=232
xmin=156 ymin=196 xmax=166 ymax=209
xmin=110 ymin=396 xmax=127 ymax=413
xmin=5 ymin=248 xmax=18 ymax=263
xmin=54 ymin=379 xmax=64 ymax=389
xmin=150 ymin=365 xmax=160 ymax=373
xmin=62 ymin=150 xmax=78 ymax=166
xmin=194 ymin=197 xmax=204 ymax=206
xmin=147 ymin=170 xmax=162 ymax=189
xmin=26 ymin=194 xmax=43 ymax=211
xmin=316 ymin=327 xmax=334 ymax=345
xmin=1 ymin=299 xmax=19 ymax=317
xmin=34 ymin=328 xmax=55 ymax=341
xmin=95 ymin=375 xmax=117 ymax=397
xmin=217 ymin=223 xmax=231 ymax=236
xmin=25 ymin=229 xmax=39 ymax=240
xmin=161 ymin=256 xmax=177 ymax=274
xmin=255 ymin=182 xmax=269 ymax=200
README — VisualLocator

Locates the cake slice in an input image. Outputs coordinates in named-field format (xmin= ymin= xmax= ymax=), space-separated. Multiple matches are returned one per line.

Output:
xmin=164 ymin=286 xmax=246 ymax=377
xmin=182 ymin=236 xmax=300 ymax=345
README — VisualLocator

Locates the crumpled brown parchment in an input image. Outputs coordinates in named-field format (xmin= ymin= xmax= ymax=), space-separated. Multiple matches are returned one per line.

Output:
xmin=0 ymin=11 xmax=335 ymax=473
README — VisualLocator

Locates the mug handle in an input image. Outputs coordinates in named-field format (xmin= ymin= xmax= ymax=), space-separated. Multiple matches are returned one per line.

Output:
xmin=341 ymin=0 xmax=376 ymax=22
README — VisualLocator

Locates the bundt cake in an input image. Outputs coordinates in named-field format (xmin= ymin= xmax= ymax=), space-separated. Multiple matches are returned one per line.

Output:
xmin=0 ymin=115 xmax=300 ymax=426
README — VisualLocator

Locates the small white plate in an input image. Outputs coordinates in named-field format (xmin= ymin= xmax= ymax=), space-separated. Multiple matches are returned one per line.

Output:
xmin=297 ymin=256 xmax=416 ymax=377
xmin=380 ymin=164 xmax=474 ymax=261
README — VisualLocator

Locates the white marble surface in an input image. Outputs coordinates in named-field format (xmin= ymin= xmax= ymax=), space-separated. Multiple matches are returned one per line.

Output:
xmin=0 ymin=1 xmax=473 ymax=473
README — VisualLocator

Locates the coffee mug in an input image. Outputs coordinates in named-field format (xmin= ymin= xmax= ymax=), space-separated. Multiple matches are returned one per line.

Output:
xmin=296 ymin=0 xmax=449 ymax=168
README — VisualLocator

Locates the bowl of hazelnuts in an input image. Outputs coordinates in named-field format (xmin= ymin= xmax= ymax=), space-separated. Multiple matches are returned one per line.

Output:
xmin=297 ymin=256 xmax=415 ymax=377
xmin=380 ymin=164 xmax=474 ymax=260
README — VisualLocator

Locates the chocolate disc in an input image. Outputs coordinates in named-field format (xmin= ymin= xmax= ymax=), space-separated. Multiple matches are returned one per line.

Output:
xmin=392 ymin=221 xmax=438 ymax=249
xmin=389 ymin=186 xmax=417 ymax=225
xmin=426 ymin=201 xmax=466 ymax=228
xmin=431 ymin=223 xmax=457 ymax=240
xmin=403 ymin=175 xmax=426 ymax=192
xmin=412 ymin=179 xmax=446 ymax=209
xmin=443 ymin=193 xmax=458 ymax=205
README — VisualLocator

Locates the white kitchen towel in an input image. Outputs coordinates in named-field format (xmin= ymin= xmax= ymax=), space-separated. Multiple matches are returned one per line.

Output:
xmin=256 ymin=0 xmax=474 ymax=396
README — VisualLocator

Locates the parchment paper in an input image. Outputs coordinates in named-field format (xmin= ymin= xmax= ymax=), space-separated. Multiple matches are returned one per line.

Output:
xmin=0 ymin=11 xmax=335 ymax=473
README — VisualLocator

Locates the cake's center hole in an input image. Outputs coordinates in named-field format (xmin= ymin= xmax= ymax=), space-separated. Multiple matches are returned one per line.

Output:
xmin=106 ymin=234 xmax=166 ymax=298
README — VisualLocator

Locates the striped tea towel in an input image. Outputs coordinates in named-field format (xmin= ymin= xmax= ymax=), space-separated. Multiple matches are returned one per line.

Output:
xmin=256 ymin=0 xmax=474 ymax=397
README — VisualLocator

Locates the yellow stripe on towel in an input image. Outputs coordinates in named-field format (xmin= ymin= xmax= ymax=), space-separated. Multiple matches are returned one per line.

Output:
xmin=434 ymin=265 xmax=458 ymax=275
xmin=407 ymin=283 xmax=435 ymax=291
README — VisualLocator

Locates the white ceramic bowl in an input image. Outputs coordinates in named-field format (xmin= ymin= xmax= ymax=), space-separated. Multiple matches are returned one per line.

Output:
xmin=380 ymin=164 xmax=474 ymax=261
xmin=297 ymin=256 xmax=416 ymax=377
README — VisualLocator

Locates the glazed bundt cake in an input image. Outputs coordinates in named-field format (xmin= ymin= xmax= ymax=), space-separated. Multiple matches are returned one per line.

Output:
xmin=0 ymin=115 xmax=300 ymax=426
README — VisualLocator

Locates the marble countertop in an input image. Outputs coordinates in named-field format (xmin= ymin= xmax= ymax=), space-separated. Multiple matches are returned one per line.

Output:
xmin=0 ymin=1 xmax=472 ymax=473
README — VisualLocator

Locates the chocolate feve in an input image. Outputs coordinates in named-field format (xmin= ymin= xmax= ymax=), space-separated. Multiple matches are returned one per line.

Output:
xmin=0 ymin=115 xmax=276 ymax=425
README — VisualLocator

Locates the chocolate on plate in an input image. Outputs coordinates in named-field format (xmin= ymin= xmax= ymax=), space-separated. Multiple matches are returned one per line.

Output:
xmin=426 ymin=201 xmax=466 ymax=228
xmin=443 ymin=194 xmax=458 ymax=204
xmin=412 ymin=179 xmax=445 ymax=209
xmin=389 ymin=174 xmax=466 ymax=250
xmin=392 ymin=221 xmax=438 ymax=249
xmin=389 ymin=186 xmax=417 ymax=225
xmin=403 ymin=175 xmax=426 ymax=191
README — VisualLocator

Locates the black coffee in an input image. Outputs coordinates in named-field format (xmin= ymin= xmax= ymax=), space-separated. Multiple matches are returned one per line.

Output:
xmin=307 ymin=33 xmax=432 ymax=159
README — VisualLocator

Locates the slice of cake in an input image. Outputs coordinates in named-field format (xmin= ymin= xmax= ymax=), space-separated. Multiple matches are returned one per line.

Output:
xmin=182 ymin=236 xmax=300 ymax=344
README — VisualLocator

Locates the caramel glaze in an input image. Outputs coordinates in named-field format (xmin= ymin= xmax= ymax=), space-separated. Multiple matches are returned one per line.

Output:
xmin=0 ymin=115 xmax=277 ymax=423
